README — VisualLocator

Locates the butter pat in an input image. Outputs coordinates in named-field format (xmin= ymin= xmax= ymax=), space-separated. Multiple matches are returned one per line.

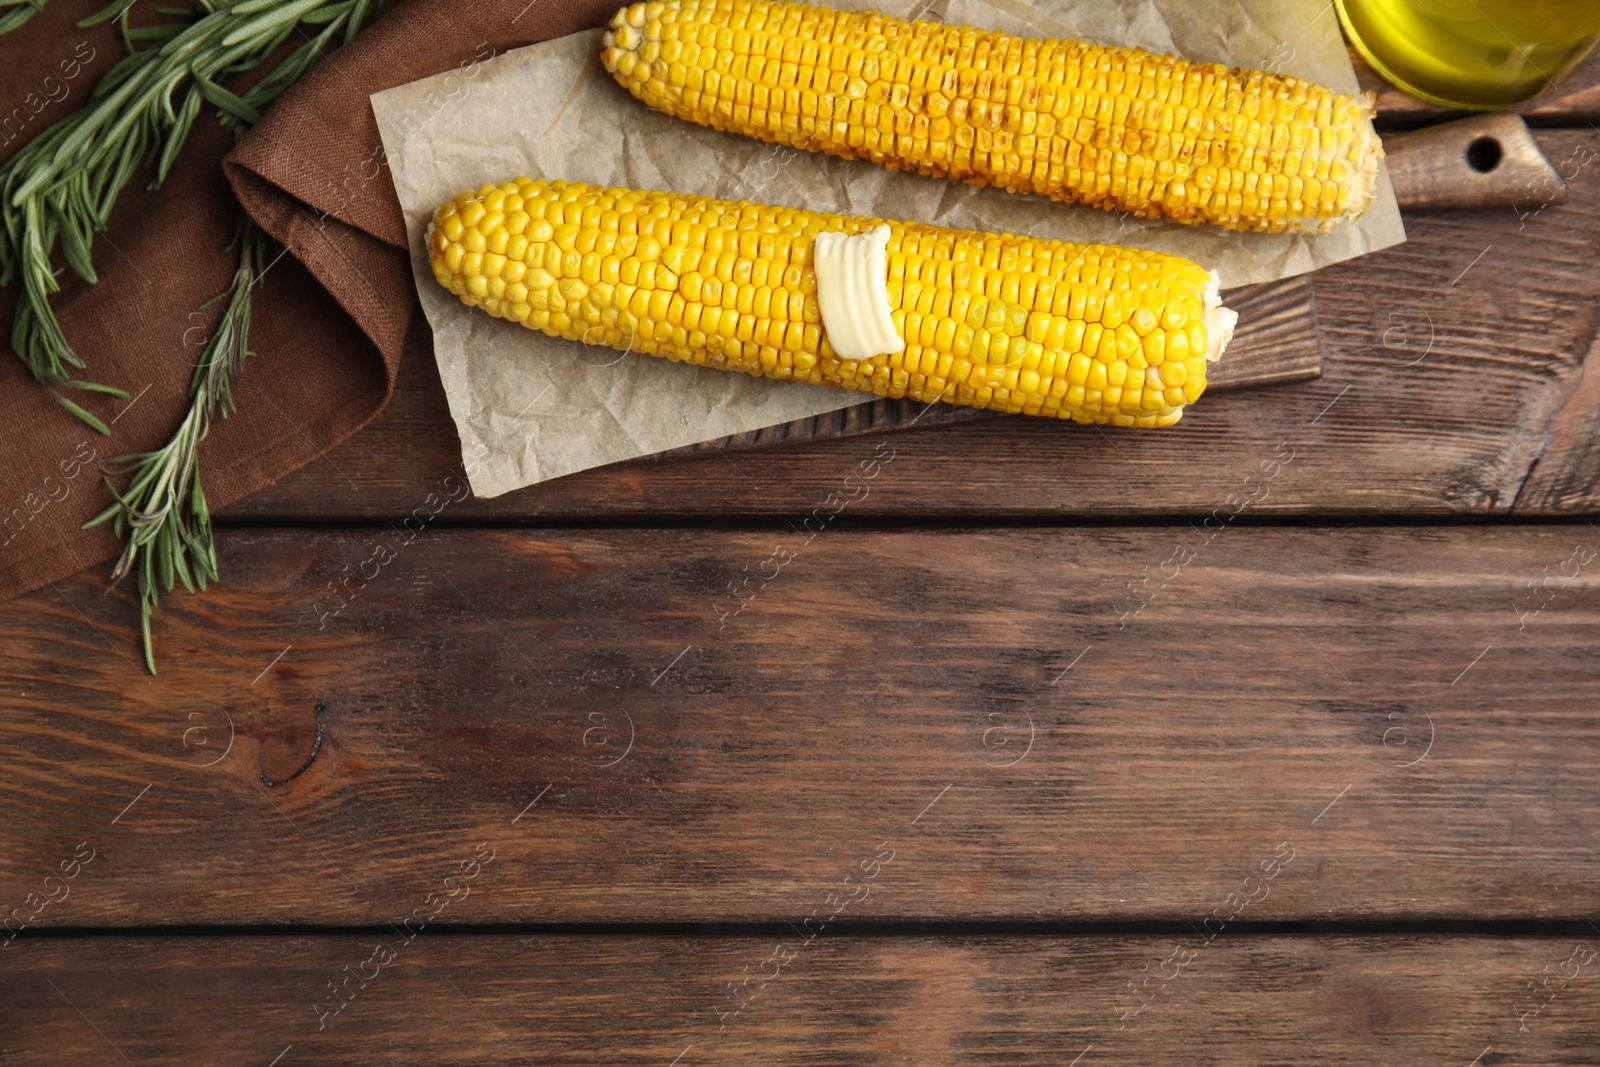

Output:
xmin=813 ymin=225 xmax=905 ymax=361
xmin=1202 ymin=271 xmax=1237 ymax=362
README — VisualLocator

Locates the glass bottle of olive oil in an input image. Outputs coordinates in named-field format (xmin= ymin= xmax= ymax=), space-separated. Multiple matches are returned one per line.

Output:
xmin=1335 ymin=0 xmax=1600 ymax=109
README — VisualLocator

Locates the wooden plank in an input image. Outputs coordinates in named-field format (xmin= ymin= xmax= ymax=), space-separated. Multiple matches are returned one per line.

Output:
xmin=663 ymin=276 xmax=1322 ymax=458
xmin=223 ymin=131 xmax=1600 ymax=521
xmin=1357 ymin=47 xmax=1600 ymax=129
xmin=3 ymin=526 xmax=1597 ymax=924
xmin=1514 ymin=331 xmax=1600 ymax=514
xmin=1203 ymin=276 xmax=1325 ymax=390
xmin=5 ymin=935 xmax=1598 ymax=1064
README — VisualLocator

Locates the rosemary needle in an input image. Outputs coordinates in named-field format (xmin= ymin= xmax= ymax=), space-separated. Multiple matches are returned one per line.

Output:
xmin=0 ymin=0 xmax=48 ymax=35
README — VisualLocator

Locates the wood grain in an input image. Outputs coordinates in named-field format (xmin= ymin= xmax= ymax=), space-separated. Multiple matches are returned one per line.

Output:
xmin=3 ymin=526 xmax=1597 ymax=924
xmin=1513 ymin=329 xmax=1600 ymax=515
xmin=5 ymin=935 xmax=1598 ymax=1065
xmin=662 ymin=276 xmax=1323 ymax=458
xmin=11 ymin=34 xmax=1600 ymax=1067
xmin=221 ymin=132 xmax=1600 ymax=521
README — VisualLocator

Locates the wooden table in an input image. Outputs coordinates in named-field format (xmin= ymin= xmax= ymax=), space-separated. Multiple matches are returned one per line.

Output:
xmin=5 ymin=53 xmax=1600 ymax=1066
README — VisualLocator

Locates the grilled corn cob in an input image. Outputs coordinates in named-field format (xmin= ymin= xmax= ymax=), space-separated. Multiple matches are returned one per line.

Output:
xmin=601 ymin=0 xmax=1382 ymax=234
xmin=427 ymin=178 xmax=1235 ymax=426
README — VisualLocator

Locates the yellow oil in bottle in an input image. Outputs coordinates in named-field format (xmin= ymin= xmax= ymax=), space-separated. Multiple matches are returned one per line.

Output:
xmin=1335 ymin=0 xmax=1600 ymax=109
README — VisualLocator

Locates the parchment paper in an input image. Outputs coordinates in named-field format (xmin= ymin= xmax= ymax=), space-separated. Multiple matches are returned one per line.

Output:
xmin=372 ymin=0 xmax=1404 ymax=498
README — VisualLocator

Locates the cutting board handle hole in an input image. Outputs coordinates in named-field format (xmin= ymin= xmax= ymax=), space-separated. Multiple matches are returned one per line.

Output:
xmin=1465 ymin=136 xmax=1504 ymax=173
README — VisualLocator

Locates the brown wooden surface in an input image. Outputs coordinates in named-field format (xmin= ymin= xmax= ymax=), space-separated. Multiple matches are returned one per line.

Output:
xmin=223 ymin=129 xmax=1600 ymax=521
xmin=7 ymin=936 xmax=1598 ymax=1065
xmin=666 ymin=276 xmax=1323 ymax=457
xmin=1515 ymin=329 xmax=1600 ymax=514
xmin=4 ymin=526 xmax=1596 ymax=924
xmin=12 ymin=41 xmax=1600 ymax=1067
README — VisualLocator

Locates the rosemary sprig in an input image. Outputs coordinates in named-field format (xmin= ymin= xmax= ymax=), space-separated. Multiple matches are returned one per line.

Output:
xmin=0 ymin=0 xmax=380 ymax=431
xmin=1 ymin=0 xmax=386 ymax=670
xmin=83 ymin=218 xmax=269 ymax=674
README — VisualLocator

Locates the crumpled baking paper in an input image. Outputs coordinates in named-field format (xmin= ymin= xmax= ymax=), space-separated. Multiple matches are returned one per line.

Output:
xmin=372 ymin=0 xmax=1404 ymax=498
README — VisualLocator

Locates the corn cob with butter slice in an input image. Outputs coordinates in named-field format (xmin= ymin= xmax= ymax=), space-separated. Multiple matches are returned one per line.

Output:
xmin=601 ymin=0 xmax=1382 ymax=234
xmin=427 ymin=178 xmax=1235 ymax=426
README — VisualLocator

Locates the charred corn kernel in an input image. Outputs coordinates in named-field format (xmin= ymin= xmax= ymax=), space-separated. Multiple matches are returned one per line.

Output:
xmin=429 ymin=180 xmax=1235 ymax=426
xmin=602 ymin=0 xmax=1382 ymax=234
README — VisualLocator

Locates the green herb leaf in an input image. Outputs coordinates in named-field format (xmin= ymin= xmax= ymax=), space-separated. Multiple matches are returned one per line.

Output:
xmin=220 ymin=0 xmax=325 ymax=47
xmin=0 ymin=0 xmax=50 ymax=36
xmin=192 ymin=70 xmax=263 ymax=125
xmin=157 ymin=87 xmax=203 ymax=184
xmin=77 ymin=0 xmax=139 ymax=30
xmin=62 ymin=378 xmax=131 ymax=397
xmin=53 ymin=392 xmax=113 ymax=436
xmin=56 ymin=211 xmax=98 ymax=284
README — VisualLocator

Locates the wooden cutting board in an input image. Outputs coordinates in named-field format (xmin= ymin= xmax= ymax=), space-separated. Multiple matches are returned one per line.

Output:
xmin=663 ymin=274 xmax=1320 ymax=456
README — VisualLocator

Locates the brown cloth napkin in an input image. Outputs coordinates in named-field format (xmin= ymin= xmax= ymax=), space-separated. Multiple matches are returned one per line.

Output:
xmin=0 ymin=0 xmax=617 ymax=602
